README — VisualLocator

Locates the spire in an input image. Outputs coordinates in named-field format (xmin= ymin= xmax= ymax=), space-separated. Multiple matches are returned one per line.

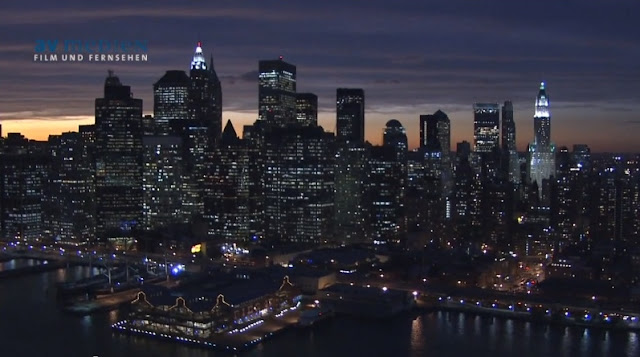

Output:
xmin=221 ymin=119 xmax=239 ymax=145
xmin=191 ymin=41 xmax=207 ymax=70
xmin=209 ymin=52 xmax=214 ymax=71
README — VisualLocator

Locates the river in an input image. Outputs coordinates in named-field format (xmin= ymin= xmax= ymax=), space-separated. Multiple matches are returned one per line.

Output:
xmin=0 ymin=260 xmax=638 ymax=357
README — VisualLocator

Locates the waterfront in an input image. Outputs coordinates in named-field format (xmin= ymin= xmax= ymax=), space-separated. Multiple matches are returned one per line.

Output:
xmin=0 ymin=261 xmax=639 ymax=357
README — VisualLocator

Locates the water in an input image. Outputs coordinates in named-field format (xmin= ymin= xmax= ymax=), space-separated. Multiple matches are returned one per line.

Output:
xmin=0 ymin=260 xmax=638 ymax=357
xmin=0 ymin=258 xmax=47 ymax=271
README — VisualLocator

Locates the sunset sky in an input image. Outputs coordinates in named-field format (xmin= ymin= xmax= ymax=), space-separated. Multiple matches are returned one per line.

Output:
xmin=0 ymin=0 xmax=639 ymax=152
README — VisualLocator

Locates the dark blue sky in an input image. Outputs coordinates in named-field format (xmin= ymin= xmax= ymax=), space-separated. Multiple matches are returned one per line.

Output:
xmin=0 ymin=0 xmax=638 ymax=151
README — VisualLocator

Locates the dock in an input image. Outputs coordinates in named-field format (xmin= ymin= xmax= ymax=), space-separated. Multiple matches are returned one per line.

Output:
xmin=113 ymin=308 xmax=301 ymax=352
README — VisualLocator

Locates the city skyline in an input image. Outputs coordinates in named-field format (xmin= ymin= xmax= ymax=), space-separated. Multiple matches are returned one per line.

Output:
xmin=1 ymin=0 xmax=639 ymax=152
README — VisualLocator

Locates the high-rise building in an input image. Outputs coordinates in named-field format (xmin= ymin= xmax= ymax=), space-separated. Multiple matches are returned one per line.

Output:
xmin=262 ymin=125 xmax=335 ymax=243
xmin=336 ymin=88 xmax=365 ymax=143
xmin=189 ymin=42 xmax=222 ymax=143
xmin=296 ymin=93 xmax=318 ymax=126
xmin=420 ymin=110 xmax=450 ymax=155
xmin=153 ymin=70 xmax=190 ymax=135
xmin=335 ymin=143 xmax=369 ymax=243
xmin=501 ymin=101 xmax=520 ymax=184
xmin=528 ymin=82 xmax=556 ymax=194
xmin=367 ymin=145 xmax=405 ymax=245
xmin=94 ymin=71 xmax=143 ymax=245
xmin=1 ymin=134 xmax=48 ymax=241
xmin=420 ymin=110 xmax=452 ymax=196
xmin=204 ymin=120 xmax=254 ymax=242
xmin=473 ymin=103 xmax=500 ymax=153
xmin=46 ymin=132 xmax=95 ymax=244
xmin=258 ymin=57 xmax=297 ymax=127
xmin=572 ymin=144 xmax=591 ymax=170
xmin=142 ymin=136 xmax=183 ymax=231
xmin=383 ymin=119 xmax=408 ymax=161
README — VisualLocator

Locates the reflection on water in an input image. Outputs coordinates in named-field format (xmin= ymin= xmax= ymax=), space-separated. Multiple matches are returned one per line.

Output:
xmin=0 ymin=258 xmax=47 ymax=272
xmin=0 ymin=267 xmax=639 ymax=357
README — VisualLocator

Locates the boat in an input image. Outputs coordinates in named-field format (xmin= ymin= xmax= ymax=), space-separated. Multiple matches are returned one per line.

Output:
xmin=298 ymin=303 xmax=334 ymax=327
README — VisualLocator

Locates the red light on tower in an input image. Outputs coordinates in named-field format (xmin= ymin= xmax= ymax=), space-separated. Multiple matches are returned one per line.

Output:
xmin=279 ymin=55 xmax=283 ymax=60
xmin=197 ymin=41 xmax=202 ymax=48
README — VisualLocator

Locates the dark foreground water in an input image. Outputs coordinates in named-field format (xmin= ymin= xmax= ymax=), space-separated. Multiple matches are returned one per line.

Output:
xmin=0 ymin=261 xmax=638 ymax=357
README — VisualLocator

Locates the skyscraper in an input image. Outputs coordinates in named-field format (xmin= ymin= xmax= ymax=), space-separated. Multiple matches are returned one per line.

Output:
xmin=153 ymin=70 xmax=190 ymax=135
xmin=46 ymin=132 xmax=95 ymax=244
xmin=142 ymin=136 xmax=183 ymax=231
xmin=296 ymin=93 xmax=318 ymax=126
xmin=336 ymin=88 xmax=365 ymax=143
xmin=1 ymin=133 xmax=48 ymax=241
xmin=205 ymin=120 xmax=253 ymax=242
xmin=473 ymin=103 xmax=500 ymax=153
xmin=335 ymin=143 xmax=369 ymax=243
xmin=420 ymin=110 xmax=452 ymax=195
xmin=383 ymin=119 xmax=408 ymax=161
xmin=94 ymin=71 xmax=143 ymax=245
xmin=189 ymin=42 xmax=222 ymax=143
xmin=420 ymin=110 xmax=451 ymax=156
xmin=528 ymin=82 xmax=556 ymax=194
xmin=501 ymin=101 xmax=520 ymax=184
xmin=368 ymin=145 xmax=405 ymax=245
xmin=262 ymin=125 xmax=334 ymax=243
xmin=258 ymin=57 xmax=297 ymax=127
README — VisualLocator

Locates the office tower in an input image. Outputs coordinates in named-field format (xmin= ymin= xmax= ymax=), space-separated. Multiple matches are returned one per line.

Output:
xmin=46 ymin=132 xmax=95 ymax=244
xmin=473 ymin=103 xmax=500 ymax=153
xmin=334 ymin=143 xmax=369 ymax=243
xmin=258 ymin=57 xmax=297 ymax=127
xmin=296 ymin=93 xmax=318 ymax=126
xmin=242 ymin=121 xmax=269 ymax=241
xmin=1 ymin=134 xmax=48 ymax=241
xmin=336 ymin=88 xmax=365 ymax=143
xmin=591 ymin=156 xmax=640 ymax=244
xmin=551 ymin=146 xmax=575 ymax=247
xmin=262 ymin=125 xmax=335 ymax=243
xmin=189 ymin=42 xmax=222 ymax=143
xmin=204 ymin=120 xmax=254 ymax=242
xmin=572 ymin=144 xmax=591 ymax=170
xmin=383 ymin=119 xmax=408 ymax=161
xmin=420 ymin=110 xmax=450 ymax=155
xmin=368 ymin=145 xmax=405 ymax=245
xmin=420 ymin=110 xmax=452 ymax=195
xmin=142 ymin=136 xmax=183 ymax=231
xmin=528 ymin=82 xmax=556 ymax=195
xmin=153 ymin=70 xmax=190 ymax=135
xmin=94 ymin=71 xmax=143 ymax=245
xmin=501 ymin=101 xmax=520 ymax=184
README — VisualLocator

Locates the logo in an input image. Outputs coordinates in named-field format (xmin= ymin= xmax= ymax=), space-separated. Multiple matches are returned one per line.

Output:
xmin=33 ymin=40 xmax=149 ymax=63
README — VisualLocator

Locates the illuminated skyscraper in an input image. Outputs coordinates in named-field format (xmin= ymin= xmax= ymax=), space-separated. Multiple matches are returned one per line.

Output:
xmin=153 ymin=70 xmax=190 ymax=135
xmin=258 ymin=57 xmax=297 ymax=127
xmin=383 ymin=119 xmax=408 ymax=161
xmin=473 ymin=103 xmax=500 ymax=153
xmin=1 ymin=134 xmax=48 ymax=241
xmin=263 ymin=125 xmax=334 ymax=243
xmin=368 ymin=145 xmax=405 ymax=245
xmin=46 ymin=132 xmax=95 ymax=244
xmin=420 ymin=110 xmax=452 ymax=195
xmin=336 ymin=88 xmax=365 ymax=143
xmin=189 ymin=41 xmax=222 ymax=143
xmin=501 ymin=101 xmax=520 ymax=184
xmin=528 ymin=82 xmax=556 ymax=194
xmin=296 ymin=93 xmax=318 ymax=126
xmin=205 ymin=120 xmax=254 ymax=242
xmin=142 ymin=136 xmax=183 ymax=231
xmin=94 ymin=71 xmax=143 ymax=245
